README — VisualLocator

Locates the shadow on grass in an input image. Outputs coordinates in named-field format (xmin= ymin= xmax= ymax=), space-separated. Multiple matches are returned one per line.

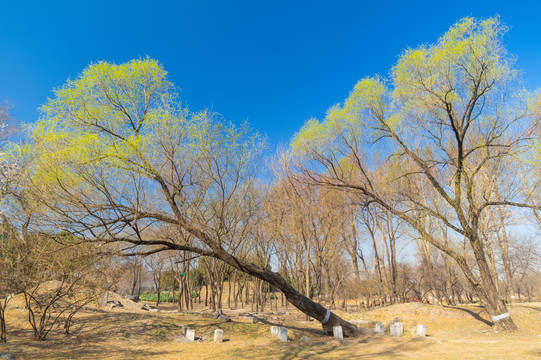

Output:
xmin=529 ymin=349 xmax=541 ymax=357
xmin=4 ymin=309 xmax=435 ymax=360
xmin=517 ymin=306 xmax=541 ymax=313
xmin=9 ymin=344 xmax=170 ymax=360
xmin=444 ymin=306 xmax=493 ymax=327
xmin=224 ymin=335 xmax=435 ymax=360
xmin=252 ymin=317 xmax=327 ymax=336
xmin=3 ymin=311 xmax=186 ymax=359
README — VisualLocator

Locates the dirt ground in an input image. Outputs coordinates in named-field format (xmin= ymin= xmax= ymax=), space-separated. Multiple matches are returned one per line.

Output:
xmin=1 ymin=297 xmax=540 ymax=359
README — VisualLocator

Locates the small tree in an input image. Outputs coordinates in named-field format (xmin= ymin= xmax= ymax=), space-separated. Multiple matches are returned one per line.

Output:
xmin=19 ymin=234 xmax=102 ymax=341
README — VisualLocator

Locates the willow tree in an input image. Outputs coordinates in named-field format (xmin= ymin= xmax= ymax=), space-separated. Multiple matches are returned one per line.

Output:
xmin=292 ymin=18 xmax=540 ymax=331
xmin=28 ymin=59 xmax=359 ymax=336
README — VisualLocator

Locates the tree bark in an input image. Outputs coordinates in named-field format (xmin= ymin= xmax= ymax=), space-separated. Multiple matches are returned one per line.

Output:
xmin=465 ymin=232 xmax=517 ymax=331
xmin=0 ymin=300 xmax=7 ymax=343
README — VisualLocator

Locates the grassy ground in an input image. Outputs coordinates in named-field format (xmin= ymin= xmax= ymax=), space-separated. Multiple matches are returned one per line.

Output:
xmin=1 ymin=299 xmax=540 ymax=359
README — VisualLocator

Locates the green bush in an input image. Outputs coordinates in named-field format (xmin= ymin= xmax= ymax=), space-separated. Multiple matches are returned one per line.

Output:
xmin=139 ymin=292 xmax=177 ymax=303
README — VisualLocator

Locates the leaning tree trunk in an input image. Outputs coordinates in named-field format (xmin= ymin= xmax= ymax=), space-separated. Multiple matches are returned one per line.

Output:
xmin=0 ymin=304 xmax=7 ymax=343
xmin=466 ymin=234 xmax=517 ymax=331
xmin=153 ymin=181 xmax=364 ymax=337
xmin=212 ymin=249 xmax=363 ymax=337
xmin=475 ymin=263 xmax=517 ymax=331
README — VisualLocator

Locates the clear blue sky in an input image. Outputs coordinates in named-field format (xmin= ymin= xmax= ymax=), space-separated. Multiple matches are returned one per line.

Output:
xmin=1 ymin=0 xmax=541 ymax=149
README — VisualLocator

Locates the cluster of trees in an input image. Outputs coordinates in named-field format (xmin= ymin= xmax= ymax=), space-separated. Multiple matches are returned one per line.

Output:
xmin=110 ymin=178 xmax=539 ymax=312
xmin=0 ymin=17 xmax=540 ymax=341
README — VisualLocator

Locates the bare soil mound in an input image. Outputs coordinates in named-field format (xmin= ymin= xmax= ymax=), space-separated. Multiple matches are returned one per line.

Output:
xmin=6 ymin=280 xmax=66 ymax=308
xmin=5 ymin=281 xmax=147 ymax=314
xmin=99 ymin=291 xmax=146 ymax=312
xmin=359 ymin=302 xmax=489 ymax=321
xmin=342 ymin=301 xmax=540 ymax=336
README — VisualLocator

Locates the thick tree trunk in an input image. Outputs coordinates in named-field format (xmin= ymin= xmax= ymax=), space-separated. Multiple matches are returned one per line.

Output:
xmin=217 ymin=279 xmax=223 ymax=310
xmin=0 ymin=305 xmax=6 ymax=343
xmin=466 ymin=234 xmax=517 ymax=331
xmin=209 ymin=283 xmax=216 ymax=312
xmin=476 ymin=267 xmax=517 ymax=331
xmin=442 ymin=230 xmax=456 ymax=306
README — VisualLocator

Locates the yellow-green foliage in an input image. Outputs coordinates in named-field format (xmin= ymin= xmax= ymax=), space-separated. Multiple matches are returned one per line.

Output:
xmin=392 ymin=17 xmax=509 ymax=112
xmin=292 ymin=117 xmax=331 ymax=155
xmin=292 ymin=17 xmax=514 ymax=159
xmin=535 ymin=94 xmax=541 ymax=162
xmin=29 ymin=58 xmax=264 ymax=212
xmin=292 ymin=77 xmax=387 ymax=156
xmin=31 ymin=58 xmax=174 ymax=186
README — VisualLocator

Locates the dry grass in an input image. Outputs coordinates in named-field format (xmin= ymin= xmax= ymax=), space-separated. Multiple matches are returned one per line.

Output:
xmin=1 ymin=299 xmax=540 ymax=359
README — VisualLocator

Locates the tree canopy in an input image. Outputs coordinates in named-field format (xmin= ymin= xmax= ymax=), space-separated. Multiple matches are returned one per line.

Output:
xmin=31 ymin=58 xmax=264 ymax=247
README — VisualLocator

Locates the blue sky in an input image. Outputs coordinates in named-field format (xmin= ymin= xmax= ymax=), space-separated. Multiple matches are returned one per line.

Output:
xmin=1 ymin=0 xmax=541 ymax=149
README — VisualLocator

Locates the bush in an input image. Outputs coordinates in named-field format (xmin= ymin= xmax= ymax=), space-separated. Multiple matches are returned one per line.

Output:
xmin=139 ymin=292 xmax=177 ymax=303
